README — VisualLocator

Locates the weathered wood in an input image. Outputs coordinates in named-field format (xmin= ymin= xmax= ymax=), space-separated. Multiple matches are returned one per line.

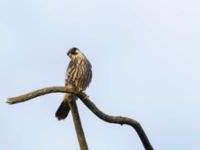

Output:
xmin=69 ymin=100 xmax=88 ymax=150
xmin=6 ymin=86 xmax=153 ymax=150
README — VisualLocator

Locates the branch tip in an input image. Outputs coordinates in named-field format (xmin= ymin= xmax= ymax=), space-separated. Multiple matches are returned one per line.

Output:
xmin=6 ymin=99 xmax=12 ymax=104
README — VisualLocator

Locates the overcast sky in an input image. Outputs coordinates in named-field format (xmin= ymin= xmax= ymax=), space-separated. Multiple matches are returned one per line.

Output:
xmin=0 ymin=0 xmax=200 ymax=150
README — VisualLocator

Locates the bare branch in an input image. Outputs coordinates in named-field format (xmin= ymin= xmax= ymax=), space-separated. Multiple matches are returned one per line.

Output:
xmin=77 ymin=92 xmax=154 ymax=150
xmin=6 ymin=86 xmax=72 ymax=104
xmin=69 ymin=100 xmax=88 ymax=150
xmin=6 ymin=86 xmax=153 ymax=150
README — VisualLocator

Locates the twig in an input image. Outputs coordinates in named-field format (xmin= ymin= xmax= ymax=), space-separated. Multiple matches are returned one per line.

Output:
xmin=6 ymin=86 xmax=153 ymax=150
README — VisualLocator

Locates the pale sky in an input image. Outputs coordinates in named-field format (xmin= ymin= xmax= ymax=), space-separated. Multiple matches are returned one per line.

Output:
xmin=0 ymin=0 xmax=200 ymax=150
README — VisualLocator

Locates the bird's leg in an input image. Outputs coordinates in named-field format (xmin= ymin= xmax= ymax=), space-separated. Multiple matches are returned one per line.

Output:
xmin=77 ymin=87 xmax=82 ymax=93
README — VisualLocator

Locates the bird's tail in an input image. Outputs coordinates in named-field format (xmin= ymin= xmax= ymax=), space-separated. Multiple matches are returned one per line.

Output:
xmin=55 ymin=93 xmax=77 ymax=120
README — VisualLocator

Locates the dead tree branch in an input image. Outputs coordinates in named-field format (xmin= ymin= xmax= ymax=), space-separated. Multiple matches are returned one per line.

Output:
xmin=69 ymin=100 xmax=88 ymax=150
xmin=6 ymin=86 xmax=153 ymax=150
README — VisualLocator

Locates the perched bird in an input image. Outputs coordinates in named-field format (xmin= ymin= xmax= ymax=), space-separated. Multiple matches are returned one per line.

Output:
xmin=55 ymin=47 xmax=92 ymax=120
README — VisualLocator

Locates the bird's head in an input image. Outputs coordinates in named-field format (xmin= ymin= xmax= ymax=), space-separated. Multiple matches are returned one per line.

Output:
xmin=67 ymin=47 xmax=83 ymax=59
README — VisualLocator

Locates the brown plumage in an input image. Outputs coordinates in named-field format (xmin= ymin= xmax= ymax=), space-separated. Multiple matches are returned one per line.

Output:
xmin=55 ymin=47 xmax=92 ymax=120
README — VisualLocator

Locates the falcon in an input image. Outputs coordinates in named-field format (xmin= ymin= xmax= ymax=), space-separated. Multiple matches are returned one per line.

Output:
xmin=55 ymin=47 xmax=92 ymax=120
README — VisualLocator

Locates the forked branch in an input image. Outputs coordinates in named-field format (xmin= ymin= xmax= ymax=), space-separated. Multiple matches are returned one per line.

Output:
xmin=6 ymin=86 xmax=153 ymax=150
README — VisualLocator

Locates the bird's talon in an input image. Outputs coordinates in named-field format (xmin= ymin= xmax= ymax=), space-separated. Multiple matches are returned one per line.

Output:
xmin=83 ymin=95 xmax=89 ymax=100
xmin=77 ymin=87 xmax=83 ymax=92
